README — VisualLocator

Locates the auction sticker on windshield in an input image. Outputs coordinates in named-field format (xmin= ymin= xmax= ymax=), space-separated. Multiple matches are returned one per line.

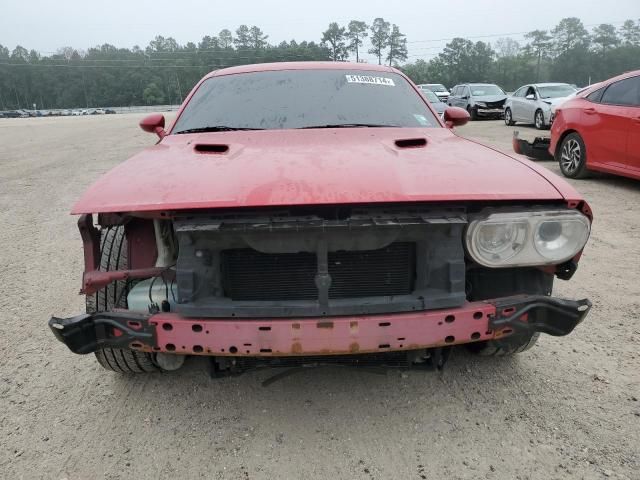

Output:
xmin=345 ymin=75 xmax=395 ymax=86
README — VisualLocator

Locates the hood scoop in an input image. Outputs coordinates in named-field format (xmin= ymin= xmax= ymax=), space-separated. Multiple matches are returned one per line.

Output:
xmin=194 ymin=143 xmax=229 ymax=154
xmin=394 ymin=138 xmax=427 ymax=149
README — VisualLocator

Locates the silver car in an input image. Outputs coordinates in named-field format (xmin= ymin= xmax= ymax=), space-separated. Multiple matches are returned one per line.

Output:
xmin=504 ymin=83 xmax=577 ymax=129
xmin=417 ymin=83 xmax=450 ymax=103
xmin=419 ymin=88 xmax=447 ymax=118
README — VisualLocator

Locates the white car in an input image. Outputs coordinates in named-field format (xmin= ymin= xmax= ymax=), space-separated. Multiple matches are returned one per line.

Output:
xmin=504 ymin=83 xmax=576 ymax=129
xmin=549 ymin=84 xmax=597 ymax=124
xmin=417 ymin=83 xmax=450 ymax=104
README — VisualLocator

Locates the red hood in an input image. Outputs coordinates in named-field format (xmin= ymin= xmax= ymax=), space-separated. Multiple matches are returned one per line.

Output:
xmin=72 ymin=128 xmax=570 ymax=214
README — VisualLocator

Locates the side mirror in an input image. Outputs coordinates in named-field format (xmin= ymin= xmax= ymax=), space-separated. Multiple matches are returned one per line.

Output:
xmin=525 ymin=94 xmax=536 ymax=100
xmin=139 ymin=113 xmax=166 ymax=139
xmin=443 ymin=107 xmax=470 ymax=128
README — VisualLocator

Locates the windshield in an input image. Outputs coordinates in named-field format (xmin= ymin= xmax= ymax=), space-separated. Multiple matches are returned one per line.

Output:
xmin=421 ymin=89 xmax=440 ymax=103
xmin=537 ymin=84 xmax=577 ymax=99
xmin=470 ymin=85 xmax=505 ymax=96
xmin=173 ymin=70 xmax=440 ymax=132
xmin=423 ymin=84 xmax=447 ymax=92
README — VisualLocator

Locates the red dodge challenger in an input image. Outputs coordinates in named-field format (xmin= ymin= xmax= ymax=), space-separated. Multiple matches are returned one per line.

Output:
xmin=50 ymin=62 xmax=592 ymax=375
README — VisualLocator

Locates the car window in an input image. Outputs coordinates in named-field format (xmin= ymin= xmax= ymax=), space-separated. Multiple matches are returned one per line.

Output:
xmin=469 ymin=85 xmax=505 ymax=96
xmin=600 ymin=76 xmax=640 ymax=107
xmin=463 ymin=86 xmax=471 ymax=97
xmin=586 ymin=87 xmax=605 ymax=103
xmin=173 ymin=69 xmax=440 ymax=132
xmin=513 ymin=87 xmax=526 ymax=98
xmin=537 ymin=84 xmax=576 ymax=99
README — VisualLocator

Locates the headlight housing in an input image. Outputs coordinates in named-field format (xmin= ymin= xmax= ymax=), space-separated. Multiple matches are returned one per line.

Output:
xmin=466 ymin=210 xmax=590 ymax=267
xmin=475 ymin=101 xmax=487 ymax=107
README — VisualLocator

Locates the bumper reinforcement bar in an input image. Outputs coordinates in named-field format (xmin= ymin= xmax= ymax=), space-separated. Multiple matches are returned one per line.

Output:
xmin=490 ymin=296 xmax=591 ymax=336
xmin=49 ymin=311 xmax=156 ymax=354
xmin=49 ymin=295 xmax=591 ymax=356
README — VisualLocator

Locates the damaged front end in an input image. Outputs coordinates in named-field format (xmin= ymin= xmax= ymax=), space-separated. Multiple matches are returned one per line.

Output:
xmin=49 ymin=203 xmax=593 ymax=373
xmin=475 ymin=99 xmax=506 ymax=118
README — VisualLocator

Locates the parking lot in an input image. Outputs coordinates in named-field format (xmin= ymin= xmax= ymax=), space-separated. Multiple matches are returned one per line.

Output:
xmin=1 ymin=114 xmax=638 ymax=479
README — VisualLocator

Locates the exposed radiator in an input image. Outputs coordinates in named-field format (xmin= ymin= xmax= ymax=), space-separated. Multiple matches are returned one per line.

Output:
xmin=221 ymin=242 xmax=416 ymax=301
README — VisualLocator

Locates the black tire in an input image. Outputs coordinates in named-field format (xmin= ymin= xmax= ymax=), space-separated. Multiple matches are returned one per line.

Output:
xmin=504 ymin=108 xmax=515 ymax=126
xmin=558 ymin=132 xmax=589 ymax=179
xmin=87 ymin=227 xmax=160 ymax=374
xmin=467 ymin=105 xmax=478 ymax=121
xmin=534 ymin=109 xmax=546 ymax=130
xmin=467 ymin=332 xmax=540 ymax=356
xmin=466 ymin=268 xmax=546 ymax=357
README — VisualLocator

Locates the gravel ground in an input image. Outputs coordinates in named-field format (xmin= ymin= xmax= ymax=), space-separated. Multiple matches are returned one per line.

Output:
xmin=1 ymin=115 xmax=638 ymax=480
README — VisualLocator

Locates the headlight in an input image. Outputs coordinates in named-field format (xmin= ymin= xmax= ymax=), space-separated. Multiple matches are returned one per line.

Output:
xmin=466 ymin=210 xmax=590 ymax=267
xmin=475 ymin=102 xmax=487 ymax=107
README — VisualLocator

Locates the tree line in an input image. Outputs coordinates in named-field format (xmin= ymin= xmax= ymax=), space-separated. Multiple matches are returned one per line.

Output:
xmin=0 ymin=17 xmax=638 ymax=109
xmin=0 ymin=25 xmax=331 ymax=109
xmin=403 ymin=18 xmax=640 ymax=91
xmin=321 ymin=18 xmax=408 ymax=65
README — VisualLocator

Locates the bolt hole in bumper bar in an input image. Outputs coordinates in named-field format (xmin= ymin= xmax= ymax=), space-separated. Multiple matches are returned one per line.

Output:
xmin=49 ymin=296 xmax=591 ymax=357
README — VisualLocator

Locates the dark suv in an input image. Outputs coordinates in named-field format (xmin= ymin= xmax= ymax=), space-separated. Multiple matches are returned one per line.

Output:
xmin=448 ymin=83 xmax=507 ymax=120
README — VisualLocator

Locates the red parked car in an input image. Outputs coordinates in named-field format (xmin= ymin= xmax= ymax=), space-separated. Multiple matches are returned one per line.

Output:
xmin=550 ymin=70 xmax=640 ymax=180
xmin=49 ymin=62 xmax=592 ymax=375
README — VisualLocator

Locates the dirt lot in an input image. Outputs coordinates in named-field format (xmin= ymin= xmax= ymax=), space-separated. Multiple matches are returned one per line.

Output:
xmin=1 ymin=114 xmax=638 ymax=480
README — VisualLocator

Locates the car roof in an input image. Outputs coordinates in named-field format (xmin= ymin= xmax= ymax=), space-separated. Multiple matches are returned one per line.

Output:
xmin=530 ymin=83 xmax=573 ymax=87
xmin=205 ymin=61 xmax=398 ymax=79
xmin=577 ymin=69 xmax=640 ymax=97
xmin=606 ymin=69 xmax=640 ymax=82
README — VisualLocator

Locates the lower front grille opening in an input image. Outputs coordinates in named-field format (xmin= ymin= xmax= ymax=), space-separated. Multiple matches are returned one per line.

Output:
xmin=221 ymin=242 xmax=416 ymax=302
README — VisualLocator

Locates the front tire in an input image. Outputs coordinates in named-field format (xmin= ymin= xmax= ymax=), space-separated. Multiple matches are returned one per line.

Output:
xmin=558 ymin=132 xmax=589 ymax=179
xmin=504 ymin=108 xmax=515 ymax=126
xmin=87 ymin=226 xmax=160 ymax=374
xmin=466 ymin=268 xmax=548 ymax=357
xmin=467 ymin=105 xmax=478 ymax=121
xmin=467 ymin=332 xmax=540 ymax=356
xmin=534 ymin=109 xmax=546 ymax=130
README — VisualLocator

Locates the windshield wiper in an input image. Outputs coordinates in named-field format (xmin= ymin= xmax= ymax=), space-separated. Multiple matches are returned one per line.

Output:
xmin=174 ymin=126 xmax=264 ymax=134
xmin=298 ymin=123 xmax=399 ymax=129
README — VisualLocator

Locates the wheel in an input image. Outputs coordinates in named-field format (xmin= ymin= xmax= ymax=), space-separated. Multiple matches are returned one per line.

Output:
xmin=467 ymin=332 xmax=540 ymax=356
xmin=87 ymin=226 xmax=160 ymax=373
xmin=534 ymin=109 xmax=546 ymax=130
xmin=558 ymin=132 xmax=589 ymax=179
xmin=467 ymin=105 xmax=478 ymax=121
xmin=504 ymin=108 xmax=515 ymax=126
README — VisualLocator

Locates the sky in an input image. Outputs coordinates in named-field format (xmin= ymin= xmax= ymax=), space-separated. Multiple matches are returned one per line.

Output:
xmin=2 ymin=0 xmax=639 ymax=63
